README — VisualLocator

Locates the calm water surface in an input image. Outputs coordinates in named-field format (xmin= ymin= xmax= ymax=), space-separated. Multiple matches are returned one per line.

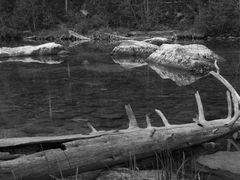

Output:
xmin=0 ymin=41 xmax=239 ymax=138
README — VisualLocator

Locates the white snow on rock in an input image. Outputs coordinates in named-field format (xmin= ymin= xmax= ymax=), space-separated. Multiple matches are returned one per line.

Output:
xmin=111 ymin=40 xmax=159 ymax=58
xmin=147 ymin=43 xmax=224 ymax=74
xmin=0 ymin=42 xmax=64 ymax=58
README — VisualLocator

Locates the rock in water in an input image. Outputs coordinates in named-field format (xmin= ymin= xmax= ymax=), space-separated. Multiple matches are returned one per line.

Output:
xmin=0 ymin=42 xmax=64 ymax=58
xmin=143 ymin=37 xmax=171 ymax=46
xmin=196 ymin=151 xmax=240 ymax=180
xmin=97 ymin=168 xmax=173 ymax=180
xmin=147 ymin=44 xmax=223 ymax=75
xmin=111 ymin=40 xmax=159 ymax=59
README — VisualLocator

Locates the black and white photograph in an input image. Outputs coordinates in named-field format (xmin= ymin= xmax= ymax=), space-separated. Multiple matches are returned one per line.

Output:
xmin=0 ymin=0 xmax=240 ymax=179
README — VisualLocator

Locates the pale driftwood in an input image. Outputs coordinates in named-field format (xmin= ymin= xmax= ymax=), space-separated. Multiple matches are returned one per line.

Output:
xmin=0 ymin=72 xmax=240 ymax=180
xmin=196 ymin=151 xmax=240 ymax=180
xmin=68 ymin=30 xmax=91 ymax=41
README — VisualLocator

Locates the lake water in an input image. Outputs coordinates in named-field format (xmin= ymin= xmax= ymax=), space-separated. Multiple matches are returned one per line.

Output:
xmin=0 ymin=40 xmax=239 ymax=138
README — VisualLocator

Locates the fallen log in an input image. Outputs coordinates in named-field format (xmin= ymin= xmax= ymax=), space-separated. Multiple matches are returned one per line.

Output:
xmin=0 ymin=72 xmax=240 ymax=180
xmin=68 ymin=30 xmax=91 ymax=41
xmin=0 ymin=42 xmax=64 ymax=58
xmin=93 ymin=32 xmax=130 ymax=41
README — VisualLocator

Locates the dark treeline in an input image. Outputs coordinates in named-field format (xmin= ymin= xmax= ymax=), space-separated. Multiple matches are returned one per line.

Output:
xmin=0 ymin=0 xmax=239 ymax=40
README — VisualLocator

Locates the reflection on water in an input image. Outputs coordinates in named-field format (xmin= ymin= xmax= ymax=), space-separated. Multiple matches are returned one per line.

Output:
xmin=0 ymin=41 xmax=239 ymax=138
xmin=112 ymin=56 xmax=147 ymax=69
xmin=0 ymin=56 xmax=63 ymax=64
xmin=148 ymin=64 xmax=203 ymax=86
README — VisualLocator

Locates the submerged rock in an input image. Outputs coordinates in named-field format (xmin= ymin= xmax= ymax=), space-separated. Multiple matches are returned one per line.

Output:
xmin=112 ymin=56 xmax=147 ymax=69
xmin=0 ymin=42 xmax=64 ymax=58
xmin=149 ymin=63 xmax=202 ymax=86
xmin=97 ymin=168 xmax=174 ymax=180
xmin=111 ymin=40 xmax=159 ymax=59
xmin=196 ymin=151 xmax=240 ymax=180
xmin=143 ymin=37 xmax=171 ymax=46
xmin=147 ymin=44 xmax=223 ymax=75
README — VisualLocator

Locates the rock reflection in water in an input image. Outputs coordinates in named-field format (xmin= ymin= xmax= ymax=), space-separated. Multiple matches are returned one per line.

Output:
xmin=112 ymin=56 xmax=203 ymax=86
xmin=0 ymin=56 xmax=63 ymax=64
xmin=112 ymin=56 xmax=147 ymax=69
xmin=149 ymin=63 xmax=203 ymax=86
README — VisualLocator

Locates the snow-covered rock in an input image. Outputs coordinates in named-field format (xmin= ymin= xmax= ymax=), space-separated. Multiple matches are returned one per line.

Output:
xmin=0 ymin=42 xmax=64 ymax=58
xmin=147 ymin=44 xmax=223 ymax=75
xmin=111 ymin=40 xmax=159 ymax=59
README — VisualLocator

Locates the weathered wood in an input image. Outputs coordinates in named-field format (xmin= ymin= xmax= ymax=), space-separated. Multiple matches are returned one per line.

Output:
xmin=0 ymin=72 xmax=240 ymax=180
xmin=68 ymin=30 xmax=91 ymax=41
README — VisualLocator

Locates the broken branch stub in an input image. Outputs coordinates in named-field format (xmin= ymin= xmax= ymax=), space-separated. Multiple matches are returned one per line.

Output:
xmin=226 ymin=91 xmax=232 ymax=120
xmin=87 ymin=122 xmax=98 ymax=134
xmin=146 ymin=115 xmax=152 ymax=128
xmin=125 ymin=104 xmax=139 ymax=129
xmin=194 ymin=91 xmax=206 ymax=125
xmin=155 ymin=109 xmax=171 ymax=127
xmin=210 ymin=71 xmax=240 ymax=126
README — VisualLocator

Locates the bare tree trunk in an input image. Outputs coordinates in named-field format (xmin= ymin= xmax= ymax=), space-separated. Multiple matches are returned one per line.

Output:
xmin=65 ymin=0 xmax=68 ymax=13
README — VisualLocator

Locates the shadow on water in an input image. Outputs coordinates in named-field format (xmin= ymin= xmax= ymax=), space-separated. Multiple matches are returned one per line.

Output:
xmin=0 ymin=41 xmax=239 ymax=138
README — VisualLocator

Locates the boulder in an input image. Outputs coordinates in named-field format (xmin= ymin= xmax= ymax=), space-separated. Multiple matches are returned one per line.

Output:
xmin=196 ymin=151 xmax=240 ymax=180
xmin=97 ymin=168 xmax=175 ymax=180
xmin=143 ymin=37 xmax=171 ymax=46
xmin=0 ymin=42 xmax=64 ymax=58
xmin=111 ymin=40 xmax=159 ymax=59
xmin=147 ymin=44 xmax=224 ymax=75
